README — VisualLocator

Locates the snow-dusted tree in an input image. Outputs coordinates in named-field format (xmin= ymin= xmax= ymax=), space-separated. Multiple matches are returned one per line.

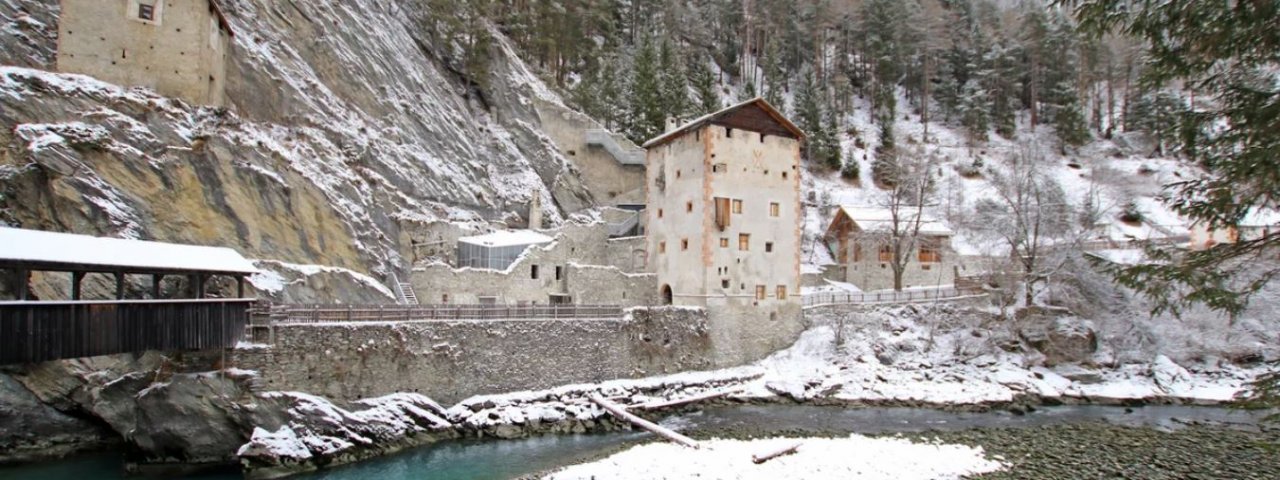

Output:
xmin=957 ymin=80 xmax=991 ymax=143
xmin=873 ymin=154 xmax=937 ymax=291
xmin=1051 ymin=80 xmax=1091 ymax=148
xmin=688 ymin=56 xmax=720 ymax=115
xmin=658 ymin=40 xmax=689 ymax=121
xmin=973 ymin=145 xmax=1076 ymax=306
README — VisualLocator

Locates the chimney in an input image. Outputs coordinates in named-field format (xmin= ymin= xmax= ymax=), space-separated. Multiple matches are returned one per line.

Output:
xmin=665 ymin=117 xmax=680 ymax=133
xmin=528 ymin=194 xmax=543 ymax=230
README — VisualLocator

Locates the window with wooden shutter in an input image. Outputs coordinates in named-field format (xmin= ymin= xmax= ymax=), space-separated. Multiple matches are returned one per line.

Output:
xmin=732 ymin=199 xmax=743 ymax=214
xmin=776 ymin=285 xmax=787 ymax=300
xmin=770 ymin=202 xmax=780 ymax=217
xmin=714 ymin=197 xmax=731 ymax=229
xmin=879 ymin=244 xmax=893 ymax=262
xmin=739 ymin=234 xmax=750 ymax=251
xmin=755 ymin=285 xmax=766 ymax=300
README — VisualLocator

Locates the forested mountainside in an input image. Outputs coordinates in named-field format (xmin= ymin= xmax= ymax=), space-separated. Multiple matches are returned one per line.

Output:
xmin=0 ymin=0 xmax=603 ymax=298
xmin=469 ymin=0 xmax=1184 ymax=161
xmin=0 ymin=0 xmax=1225 ymax=299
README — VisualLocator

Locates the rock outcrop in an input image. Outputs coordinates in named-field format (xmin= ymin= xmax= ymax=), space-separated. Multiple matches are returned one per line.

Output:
xmin=0 ymin=0 xmax=600 ymax=301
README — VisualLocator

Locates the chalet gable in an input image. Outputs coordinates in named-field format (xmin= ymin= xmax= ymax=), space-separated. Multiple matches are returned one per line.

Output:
xmin=641 ymin=97 xmax=805 ymax=148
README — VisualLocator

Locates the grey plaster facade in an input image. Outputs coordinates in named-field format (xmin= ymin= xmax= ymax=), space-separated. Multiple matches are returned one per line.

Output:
xmin=56 ymin=0 xmax=232 ymax=106
xmin=643 ymin=99 xmax=807 ymax=366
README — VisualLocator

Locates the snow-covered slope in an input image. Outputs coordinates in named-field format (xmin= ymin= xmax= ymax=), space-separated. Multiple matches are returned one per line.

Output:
xmin=797 ymin=89 xmax=1195 ymax=266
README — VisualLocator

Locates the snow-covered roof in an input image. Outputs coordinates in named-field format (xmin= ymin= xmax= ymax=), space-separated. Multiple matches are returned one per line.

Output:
xmin=0 ymin=227 xmax=257 ymax=274
xmin=1086 ymin=249 xmax=1161 ymax=266
xmin=457 ymin=229 xmax=554 ymax=248
xmin=641 ymin=97 xmax=805 ymax=148
xmin=835 ymin=206 xmax=954 ymax=236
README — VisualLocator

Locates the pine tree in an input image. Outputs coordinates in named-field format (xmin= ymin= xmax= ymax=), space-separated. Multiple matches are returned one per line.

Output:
xmin=658 ymin=39 xmax=689 ymax=121
xmin=626 ymin=40 xmax=664 ymax=144
xmin=840 ymin=148 xmax=860 ymax=181
xmin=688 ymin=56 xmax=720 ymax=115
xmin=823 ymin=107 xmax=844 ymax=171
xmin=958 ymin=80 xmax=991 ymax=143
xmin=872 ymin=117 xmax=898 ymax=186
xmin=1051 ymin=80 xmax=1090 ymax=148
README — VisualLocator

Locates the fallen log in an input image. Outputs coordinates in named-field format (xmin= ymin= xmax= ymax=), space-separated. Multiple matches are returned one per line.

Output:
xmin=752 ymin=442 xmax=801 ymax=464
xmin=588 ymin=394 xmax=700 ymax=449
xmin=635 ymin=387 xmax=744 ymax=411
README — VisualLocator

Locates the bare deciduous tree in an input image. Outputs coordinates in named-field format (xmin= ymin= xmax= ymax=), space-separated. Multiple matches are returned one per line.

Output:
xmin=974 ymin=144 xmax=1078 ymax=306
xmin=873 ymin=154 xmax=937 ymax=292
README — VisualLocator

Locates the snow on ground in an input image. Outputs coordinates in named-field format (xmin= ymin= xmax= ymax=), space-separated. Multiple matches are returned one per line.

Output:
xmin=448 ymin=304 xmax=1268 ymax=433
xmin=799 ymin=88 xmax=1197 ymax=274
xmin=544 ymin=435 xmax=1006 ymax=480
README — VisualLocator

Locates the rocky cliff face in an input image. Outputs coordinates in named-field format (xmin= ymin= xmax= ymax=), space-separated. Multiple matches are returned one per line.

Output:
xmin=0 ymin=0 xmax=598 ymax=300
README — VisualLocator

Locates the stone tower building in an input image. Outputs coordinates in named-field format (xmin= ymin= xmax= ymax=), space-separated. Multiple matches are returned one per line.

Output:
xmin=56 ymin=0 xmax=234 ymax=107
xmin=642 ymin=98 xmax=806 ymax=365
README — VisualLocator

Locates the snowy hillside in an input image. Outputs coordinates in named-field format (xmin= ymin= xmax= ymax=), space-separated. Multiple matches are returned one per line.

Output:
xmin=796 ymin=88 xmax=1194 ymax=269
xmin=0 ymin=0 xmax=601 ymax=297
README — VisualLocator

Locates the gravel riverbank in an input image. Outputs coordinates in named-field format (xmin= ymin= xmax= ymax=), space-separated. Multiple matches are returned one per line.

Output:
xmin=910 ymin=423 xmax=1280 ymax=480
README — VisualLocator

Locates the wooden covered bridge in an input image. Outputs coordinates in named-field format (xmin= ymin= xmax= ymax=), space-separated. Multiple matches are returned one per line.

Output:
xmin=0 ymin=227 xmax=257 ymax=364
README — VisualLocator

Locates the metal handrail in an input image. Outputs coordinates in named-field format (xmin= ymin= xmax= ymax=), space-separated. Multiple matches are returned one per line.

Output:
xmin=801 ymin=286 xmax=983 ymax=307
xmin=266 ymin=303 xmax=627 ymax=324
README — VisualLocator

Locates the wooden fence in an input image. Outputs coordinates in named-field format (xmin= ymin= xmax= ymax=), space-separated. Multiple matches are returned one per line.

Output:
xmin=260 ymin=303 xmax=627 ymax=325
xmin=802 ymin=287 xmax=984 ymax=307
xmin=0 ymin=298 xmax=253 ymax=365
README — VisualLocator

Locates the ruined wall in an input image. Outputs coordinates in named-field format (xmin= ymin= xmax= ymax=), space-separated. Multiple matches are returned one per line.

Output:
xmin=566 ymin=264 xmax=658 ymax=305
xmin=57 ymin=0 xmax=230 ymax=106
xmin=408 ymin=222 xmax=655 ymax=305
xmin=604 ymin=235 xmax=646 ymax=271
xmin=533 ymin=99 xmax=645 ymax=207
xmin=232 ymin=307 xmax=711 ymax=404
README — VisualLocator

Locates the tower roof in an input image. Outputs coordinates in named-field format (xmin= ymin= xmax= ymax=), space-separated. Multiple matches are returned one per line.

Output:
xmin=641 ymin=97 xmax=805 ymax=148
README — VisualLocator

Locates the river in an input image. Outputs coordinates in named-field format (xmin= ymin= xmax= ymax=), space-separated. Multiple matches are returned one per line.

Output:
xmin=2 ymin=405 xmax=1268 ymax=480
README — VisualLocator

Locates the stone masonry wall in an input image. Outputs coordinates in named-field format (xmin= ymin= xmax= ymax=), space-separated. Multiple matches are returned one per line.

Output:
xmin=232 ymin=307 xmax=711 ymax=404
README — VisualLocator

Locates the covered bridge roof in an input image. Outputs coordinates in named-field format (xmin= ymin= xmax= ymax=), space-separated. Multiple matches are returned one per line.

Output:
xmin=642 ymin=97 xmax=805 ymax=148
xmin=0 ymin=227 xmax=257 ymax=275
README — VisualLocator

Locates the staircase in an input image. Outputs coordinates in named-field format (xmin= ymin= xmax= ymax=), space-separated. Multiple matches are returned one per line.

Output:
xmin=585 ymin=129 xmax=645 ymax=166
xmin=607 ymin=211 xmax=642 ymax=238
xmin=390 ymin=271 xmax=420 ymax=305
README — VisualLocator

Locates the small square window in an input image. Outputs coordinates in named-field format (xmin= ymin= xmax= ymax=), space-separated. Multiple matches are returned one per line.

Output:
xmin=770 ymin=202 xmax=780 ymax=217
xmin=138 ymin=4 xmax=155 ymax=20
xmin=722 ymin=279 xmax=730 ymax=289
xmin=732 ymin=199 xmax=743 ymax=214
xmin=686 ymin=201 xmax=693 ymax=213
xmin=657 ymin=208 xmax=664 ymax=218
xmin=659 ymin=241 xmax=666 ymax=254
xmin=738 ymin=234 xmax=750 ymax=251
xmin=531 ymin=265 xmax=539 ymax=279
xmin=720 ymin=238 xmax=729 ymax=248
xmin=713 ymin=163 xmax=727 ymax=173
xmin=755 ymin=285 xmax=766 ymax=300
xmin=681 ymin=238 xmax=689 ymax=251
xmin=765 ymin=242 xmax=774 ymax=253
xmin=555 ymin=266 xmax=563 ymax=280
xmin=776 ymin=285 xmax=787 ymax=300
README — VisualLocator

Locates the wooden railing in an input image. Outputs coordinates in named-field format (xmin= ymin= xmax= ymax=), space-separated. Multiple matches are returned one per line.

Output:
xmin=260 ymin=303 xmax=626 ymax=325
xmin=802 ymin=287 xmax=984 ymax=307
xmin=0 ymin=298 xmax=253 ymax=365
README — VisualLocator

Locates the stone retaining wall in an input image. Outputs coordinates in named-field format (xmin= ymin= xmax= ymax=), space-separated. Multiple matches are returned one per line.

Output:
xmin=232 ymin=307 xmax=711 ymax=404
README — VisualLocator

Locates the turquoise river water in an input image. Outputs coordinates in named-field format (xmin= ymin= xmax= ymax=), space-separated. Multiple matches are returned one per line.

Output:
xmin=1 ymin=405 xmax=1267 ymax=480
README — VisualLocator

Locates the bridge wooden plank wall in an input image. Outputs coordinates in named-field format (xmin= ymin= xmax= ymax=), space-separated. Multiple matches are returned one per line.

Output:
xmin=0 ymin=298 xmax=253 ymax=364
